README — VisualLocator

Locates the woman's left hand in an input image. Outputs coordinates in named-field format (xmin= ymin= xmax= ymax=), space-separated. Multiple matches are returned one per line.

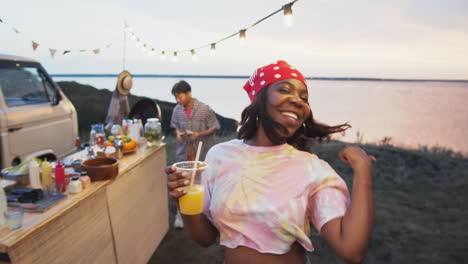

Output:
xmin=338 ymin=146 xmax=376 ymax=172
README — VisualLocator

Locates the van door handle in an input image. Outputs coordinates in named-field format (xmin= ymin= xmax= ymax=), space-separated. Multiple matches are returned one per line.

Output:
xmin=8 ymin=127 xmax=23 ymax=132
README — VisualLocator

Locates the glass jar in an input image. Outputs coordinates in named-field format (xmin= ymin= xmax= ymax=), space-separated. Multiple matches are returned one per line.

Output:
xmin=92 ymin=124 xmax=105 ymax=147
xmin=144 ymin=118 xmax=162 ymax=147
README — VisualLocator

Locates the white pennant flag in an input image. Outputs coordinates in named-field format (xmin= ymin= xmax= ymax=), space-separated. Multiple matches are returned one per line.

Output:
xmin=32 ymin=41 xmax=39 ymax=51
xmin=49 ymin=48 xmax=57 ymax=58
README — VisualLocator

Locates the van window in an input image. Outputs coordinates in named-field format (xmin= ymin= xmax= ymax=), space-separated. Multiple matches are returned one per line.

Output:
xmin=0 ymin=66 xmax=53 ymax=107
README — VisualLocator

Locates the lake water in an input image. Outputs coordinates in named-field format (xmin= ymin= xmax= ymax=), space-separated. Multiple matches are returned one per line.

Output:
xmin=54 ymin=76 xmax=468 ymax=155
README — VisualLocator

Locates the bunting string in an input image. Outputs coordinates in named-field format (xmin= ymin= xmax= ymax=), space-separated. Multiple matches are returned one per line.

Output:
xmin=0 ymin=17 xmax=113 ymax=58
xmin=1 ymin=0 xmax=299 ymax=61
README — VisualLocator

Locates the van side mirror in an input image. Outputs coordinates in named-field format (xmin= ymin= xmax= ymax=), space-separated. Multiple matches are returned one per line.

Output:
xmin=52 ymin=89 xmax=62 ymax=106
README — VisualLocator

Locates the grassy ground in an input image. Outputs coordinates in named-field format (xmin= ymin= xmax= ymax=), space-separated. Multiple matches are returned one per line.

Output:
xmin=149 ymin=134 xmax=468 ymax=263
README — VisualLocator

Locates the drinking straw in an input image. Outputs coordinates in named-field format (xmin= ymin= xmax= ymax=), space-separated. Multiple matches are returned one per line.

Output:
xmin=189 ymin=141 xmax=203 ymax=190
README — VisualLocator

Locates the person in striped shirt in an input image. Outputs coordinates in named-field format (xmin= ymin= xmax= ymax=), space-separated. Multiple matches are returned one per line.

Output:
xmin=170 ymin=80 xmax=220 ymax=228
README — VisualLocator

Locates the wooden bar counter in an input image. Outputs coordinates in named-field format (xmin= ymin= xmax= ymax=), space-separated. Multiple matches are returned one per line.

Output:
xmin=0 ymin=144 xmax=169 ymax=264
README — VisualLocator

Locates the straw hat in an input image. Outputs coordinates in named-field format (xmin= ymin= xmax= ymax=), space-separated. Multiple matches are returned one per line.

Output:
xmin=117 ymin=71 xmax=133 ymax=96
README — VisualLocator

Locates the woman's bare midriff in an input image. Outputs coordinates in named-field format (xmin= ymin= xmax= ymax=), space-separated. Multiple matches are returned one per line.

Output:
xmin=224 ymin=242 xmax=306 ymax=264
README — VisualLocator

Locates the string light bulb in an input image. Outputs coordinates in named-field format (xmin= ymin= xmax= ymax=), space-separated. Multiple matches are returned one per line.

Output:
xmin=141 ymin=44 xmax=148 ymax=53
xmin=239 ymin=29 xmax=247 ymax=46
xmin=130 ymin=34 xmax=136 ymax=41
xmin=190 ymin=49 xmax=198 ymax=61
xmin=283 ymin=3 xmax=293 ymax=27
xmin=149 ymin=48 xmax=155 ymax=56
xmin=172 ymin=51 xmax=179 ymax=63
xmin=160 ymin=51 xmax=166 ymax=60
xmin=136 ymin=39 xmax=142 ymax=47
xmin=210 ymin=43 xmax=216 ymax=56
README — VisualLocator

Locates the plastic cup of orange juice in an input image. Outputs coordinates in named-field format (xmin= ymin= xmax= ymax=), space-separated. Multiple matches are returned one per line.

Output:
xmin=173 ymin=161 xmax=208 ymax=215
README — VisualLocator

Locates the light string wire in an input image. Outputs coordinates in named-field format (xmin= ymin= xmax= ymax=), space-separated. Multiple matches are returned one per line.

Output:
xmin=126 ymin=0 xmax=299 ymax=56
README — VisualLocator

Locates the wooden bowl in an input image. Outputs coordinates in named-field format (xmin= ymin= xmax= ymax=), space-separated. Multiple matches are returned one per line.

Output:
xmin=82 ymin=157 xmax=119 ymax=181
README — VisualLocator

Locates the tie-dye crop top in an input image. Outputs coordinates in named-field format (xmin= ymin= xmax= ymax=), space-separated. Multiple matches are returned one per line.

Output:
xmin=202 ymin=139 xmax=350 ymax=254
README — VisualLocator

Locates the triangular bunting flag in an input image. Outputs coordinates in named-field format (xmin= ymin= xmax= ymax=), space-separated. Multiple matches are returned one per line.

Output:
xmin=80 ymin=49 xmax=86 ymax=52
xmin=12 ymin=27 xmax=20 ymax=33
xmin=49 ymin=49 xmax=57 ymax=58
xmin=32 ymin=41 xmax=39 ymax=51
xmin=93 ymin=49 xmax=100 ymax=54
xmin=63 ymin=50 xmax=71 ymax=55
xmin=106 ymin=43 xmax=112 ymax=48
xmin=0 ymin=18 xmax=3 ymax=23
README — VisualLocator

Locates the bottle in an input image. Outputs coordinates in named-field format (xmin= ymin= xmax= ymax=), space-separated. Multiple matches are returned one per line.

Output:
xmin=75 ymin=136 xmax=81 ymax=149
xmin=89 ymin=125 xmax=97 ymax=147
xmin=137 ymin=119 xmax=147 ymax=153
xmin=0 ymin=186 xmax=6 ymax=225
xmin=144 ymin=118 xmax=162 ymax=147
xmin=29 ymin=159 xmax=42 ymax=189
xmin=113 ymin=136 xmax=124 ymax=159
xmin=94 ymin=124 xmax=106 ymax=147
xmin=41 ymin=160 xmax=53 ymax=191
xmin=187 ymin=140 xmax=195 ymax=161
xmin=55 ymin=161 xmax=66 ymax=193
xmin=68 ymin=176 xmax=83 ymax=194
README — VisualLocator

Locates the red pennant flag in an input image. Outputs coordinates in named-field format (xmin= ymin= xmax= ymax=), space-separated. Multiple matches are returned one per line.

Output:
xmin=92 ymin=49 xmax=100 ymax=54
xmin=32 ymin=41 xmax=39 ymax=51
xmin=49 ymin=49 xmax=57 ymax=58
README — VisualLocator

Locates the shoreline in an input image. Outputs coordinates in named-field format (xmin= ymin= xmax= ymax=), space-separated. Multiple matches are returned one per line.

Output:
xmin=52 ymin=74 xmax=468 ymax=83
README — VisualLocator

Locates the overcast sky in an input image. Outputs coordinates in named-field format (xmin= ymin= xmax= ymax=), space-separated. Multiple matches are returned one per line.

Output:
xmin=1 ymin=0 xmax=467 ymax=79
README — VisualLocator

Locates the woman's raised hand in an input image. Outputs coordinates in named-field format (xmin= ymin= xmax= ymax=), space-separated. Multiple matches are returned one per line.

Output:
xmin=338 ymin=146 xmax=376 ymax=173
xmin=166 ymin=166 xmax=190 ymax=199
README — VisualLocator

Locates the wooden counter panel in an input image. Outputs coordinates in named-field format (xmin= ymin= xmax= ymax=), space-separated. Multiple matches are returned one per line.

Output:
xmin=7 ymin=188 xmax=115 ymax=264
xmin=0 ymin=181 xmax=108 ymax=253
xmin=106 ymin=146 xmax=168 ymax=264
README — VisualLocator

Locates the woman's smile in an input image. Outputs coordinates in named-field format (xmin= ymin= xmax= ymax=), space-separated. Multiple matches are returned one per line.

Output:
xmin=266 ymin=79 xmax=311 ymax=136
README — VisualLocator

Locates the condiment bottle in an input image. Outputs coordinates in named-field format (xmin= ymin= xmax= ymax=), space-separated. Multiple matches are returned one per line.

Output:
xmin=55 ymin=161 xmax=66 ymax=193
xmin=68 ymin=176 xmax=83 ymax=194
xmin=28 ymin=159 xmax=41 ymax=189
xmin=41 ymin=160 xmax=53 ymax=190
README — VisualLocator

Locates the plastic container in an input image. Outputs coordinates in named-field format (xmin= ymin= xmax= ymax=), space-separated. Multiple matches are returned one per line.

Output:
xmin=4 ymin=208 xmax=23 ymax=230
xmin=68 ymin=176 xmax=83 ymax=194
xmin=28 ymin=160 xmax=41 ymax=189
xmin=144 ymin=118 xmax=162 ymax=147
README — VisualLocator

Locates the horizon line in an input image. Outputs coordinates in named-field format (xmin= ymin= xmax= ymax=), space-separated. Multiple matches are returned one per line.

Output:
xmin=50 ymin=74 xmax=468 ymax=83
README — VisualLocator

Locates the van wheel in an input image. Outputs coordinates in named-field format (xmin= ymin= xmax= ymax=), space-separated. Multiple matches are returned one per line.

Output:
xmin=11 ymin=157 xmax=21 ymax=167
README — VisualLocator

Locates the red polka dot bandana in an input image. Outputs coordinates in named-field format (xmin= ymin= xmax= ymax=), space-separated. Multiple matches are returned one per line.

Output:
xmin=243 ymin=60 xmax=307 ymax=102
